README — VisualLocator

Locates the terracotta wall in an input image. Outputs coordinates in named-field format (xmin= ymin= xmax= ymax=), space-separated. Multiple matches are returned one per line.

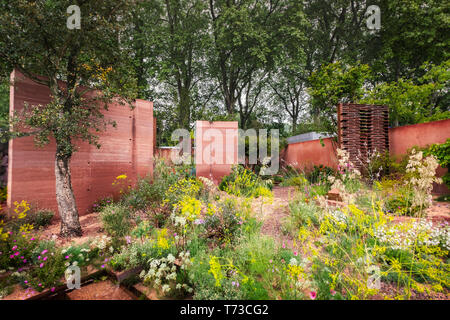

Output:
xmin=7 ymin=70 xmax=154 ymax=217
xmin=283 ymin=137 xmax=338 ymax=171
xmin=390 ymin=119 xmax=450 ymax=195
xmin=195 ymin=121 xmax=238 ymax=184
xmin=283 ymin=119 xmax=450 ymax=193
xmin=389 ymin=119 xmax=450 ymax=156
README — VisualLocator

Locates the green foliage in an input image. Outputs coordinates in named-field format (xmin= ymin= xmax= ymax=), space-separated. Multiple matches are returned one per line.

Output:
xmin=284 ymin=199 xmax=321 ymax=235
xmin=109 ymin=241 xmax=158 ymax=272
xmin=23 ymin=243 xmax=66 ymax=291
xmin=21 ymin=209 xmax=54 ymax=230
xmin=362 ymin=60 xmax=450 ymax=127
xmin=219 ymin=165 xmax=272 ymax=198
xmin=92 ymin=196 xmax=113 ymax=213
xmin=308 ymin=62 xmax=371 ymax=133
xmin=425 ymin=138 xmax=450 ymax=188
xmin=203 ymin=198 xmax=243 ymax=246
xmin=100 ymin=203 xmax=132 ymax=238
xmin=374 ymin=179 xmax=420 ymax=216
xmin=306 ymin=165 xmax=335 ymax=185
xmin=0 ymin=80 xmax=8 ymax=131
xmin=0 ymin=186 xmax=6 ymax=202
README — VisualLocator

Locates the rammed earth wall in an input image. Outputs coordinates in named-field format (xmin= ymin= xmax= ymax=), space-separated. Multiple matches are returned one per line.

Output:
xmin=283 ymin=112 xmax=450 ymax=193
xmin=7 ymin=70 xmax=155 ymax=217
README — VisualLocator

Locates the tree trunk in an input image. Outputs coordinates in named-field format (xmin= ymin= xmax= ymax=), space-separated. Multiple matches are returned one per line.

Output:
xmin=292 ymin=116 xmax=298 ymax=134
xmin=55 ymin=155 xmax=82 ymax=237
xmin=178 ymin=86 xmax=191 ymax=129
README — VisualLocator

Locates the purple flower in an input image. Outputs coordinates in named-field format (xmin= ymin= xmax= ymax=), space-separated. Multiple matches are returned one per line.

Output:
xmin=194 ymin=219 xmax=205 ymax=225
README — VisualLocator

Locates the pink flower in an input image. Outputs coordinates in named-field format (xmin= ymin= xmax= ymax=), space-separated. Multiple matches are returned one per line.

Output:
xmin=282 ymin=242 xmax=286 ymax=249
xmin=309 ymin=291 xmax=317 ymax=300
xmin=101 ymin=264 xmax=105 ymax=268
xmin=12 ymin=245 xmax=18 ymax=251
xmin=39 ymin=263 xmax=44 ymax=268
xmin=41 ymin=250 xmax=48 ymax=255
xmin=51 ymin=287 xmax=55 ymax=292
xmin=38 ymin=256 xmax=41 ymax=260
xmin=43 ymin=257 xmax=48 ymax=261
xmin=330 ymin=289 xmax=336 ymax=296
xmin=65 ymin=256 xmax=69 ymax=259
xmin=294 ymin=251 xmax=298 ymax=256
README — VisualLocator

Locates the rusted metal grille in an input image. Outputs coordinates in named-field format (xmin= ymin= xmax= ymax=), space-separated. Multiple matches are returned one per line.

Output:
xmin=337 ymin=103 xmax=389 ymax=170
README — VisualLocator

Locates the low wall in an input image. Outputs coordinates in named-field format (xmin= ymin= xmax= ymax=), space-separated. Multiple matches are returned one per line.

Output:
xmin=389 ymin=119 xmax=450 ymax=156
xmin=283 ymin=137 xmax=338 ymax=171
xmin=283 ymin=119 xmax=450 ymax=193
xmin=7 ymin=70 xmax=155 ymax=217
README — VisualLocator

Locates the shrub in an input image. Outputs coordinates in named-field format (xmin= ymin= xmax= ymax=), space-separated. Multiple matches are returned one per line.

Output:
xmin=219 ymin=165 xmax=272 ymax=198
xmin=25 ymin=245 xmax=66 ymax=291
xmin=8 ymin=209 xmax=54 ymax=231
xmin=281 ymin=175 xmax=308 ymax=187
xmin=425 ymin=138 xmax=450 ymax=188
xmin=203 ymin=198 xmax=243 ymax=246
xmin=92 ymin=196 xmax=113 ymax=212
xmin=109 ymin=240 xmax=158 ymax=271
xmin=100 ymin=203 xmax=132 ymax=237
xmin=0 ymin=186 xmax=6 ymax=203
xmin=306 ymin=165 xmax=335 ymax=185
xmin=283 ymin=199 xmax=322 ymax=235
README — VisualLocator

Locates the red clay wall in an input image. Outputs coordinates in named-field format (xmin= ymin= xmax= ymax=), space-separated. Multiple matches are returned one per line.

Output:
xmin=283 ymin=137 xmax=338 ymax=171
xmin=283 ymin=119 xmax=450 ymax=193
xmin=7 ymin=70 xmax=154 ymax=217
xmin=195 ymin=121 xmax=238 ymax=184
xmin=389 ymin=119 xmax=450 ymax=156
xmin=389 ymin=119 xmax=450 ymax=195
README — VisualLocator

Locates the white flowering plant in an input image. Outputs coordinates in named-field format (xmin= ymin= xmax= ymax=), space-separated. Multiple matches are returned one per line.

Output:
xmin=139 ymin=251 xmax=193 ymax=297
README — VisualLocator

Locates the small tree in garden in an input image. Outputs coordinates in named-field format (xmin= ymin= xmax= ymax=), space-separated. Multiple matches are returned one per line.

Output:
xmin=0 ymin=1 xmax=137 ymax=237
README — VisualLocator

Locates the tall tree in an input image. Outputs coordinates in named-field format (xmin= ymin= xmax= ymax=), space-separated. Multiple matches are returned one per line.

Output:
xmin=0 ymin=0 xmax=137 ymax=236
xmin=208 ymin=0 xmax=306 ymax=127
xmin=365 ymin=0 xmax=450 ymax=82
xmin=142 ymin=0 xmax=210 ymax=129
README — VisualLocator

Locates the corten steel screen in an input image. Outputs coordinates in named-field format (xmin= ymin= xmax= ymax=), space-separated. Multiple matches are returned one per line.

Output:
xmin=337 ymin=103 xmax=389 ymax=170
